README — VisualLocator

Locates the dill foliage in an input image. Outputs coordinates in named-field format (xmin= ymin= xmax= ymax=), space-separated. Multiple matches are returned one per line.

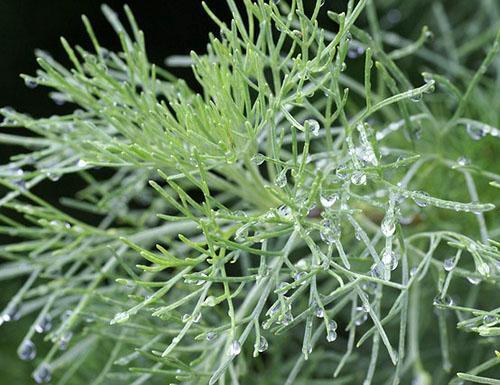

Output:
xmin=1 ymin=1 xmax=499 ymax=384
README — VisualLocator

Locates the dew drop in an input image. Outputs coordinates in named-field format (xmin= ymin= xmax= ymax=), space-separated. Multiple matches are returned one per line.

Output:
xmin=410 ymin=267 xmax=418 ymax=277
xmin=305 ymin=119 xmax=320 ymax=136
xmin=320 ymin=193 xmax=338 ymax=208
xmin=251 ymin=153 xmax=265 ymax=165
xmin=476 ymin=262 xmax=490 ymax=277
xmin=381 ymin=215 xmax=396 ymax=237
xmin=281 ymin=311 xmax=293 ymax=326
xmin=354 ymin=307 xmax=368 ymax=326
xmin=293 ymin=271 xmax=307 ymax=284
xmin=410 ymin=93 xmax=422 ymax=102
xmin=412 ymin=191 xmax=430 ymax=208
xmin=466 ymin=276 xmax=481 ymax=285
xmin=111 ymin=312 xmax=130 ymax=324
xmin=277 ymin=204 xmax=292 ymax=218
xmin=319 ymin=219 xmax=340 ymax=245
xmin=326 ymin=329 xmax=338 ymax=342
xmin=347 ymin=45 xmax=365 ymax=59
xmin=25 ymin=78 xmax=38 ymax=89
xmin=275 ymin=169 xmax=287 ymax=188
xmin=192 ymin=312 xmax=201 ymax=323
xmin=482 ymin=314 xmax=498 ymax=326
xmin=456 ymin=156 xmax=470 ymax=166
xmin=46 ymin=171 xmax=61 ymax=182
xmin=229 ymin=340 xmax=241 ymax=356
xmin=35 ymin=314 xmax=52 ymax=334
xmin=58 ymin=331 xmax=73 ymax=350
xmin=203 ymin=296 xmax=217 ymax=307
xmin=18 ymin=340 xmax=36 ymax=361
xmin=1 ymin=305 xmax=20 ymax=323
xmin=257 ymin=336 xmax=268 ymax=352
xmin=206 ymin=331 xmax=217 ymax=341
xmin=33 ymin=363 xmax=52 ymax=384
xmin=350 ymin=171 xmax=367 ymax=185
xmin=443 ymin=258 xmax=455 ymax=272
xmin=314 ymin=306 xmax=324 ymax=318
xmin=382 ymin=249 xmax=398 ymax=271
xmin=76 ymin=159 xmax=88 ymax=168
xmin=335 ymin=165 xmax=348 ymax=180
xmin=371 ymin=261 xmax=389 ymax=280
xmin=433 ymin=295 xmax=453 ymax=306
xmin=466 ymin=124 xmax=485 ymax=141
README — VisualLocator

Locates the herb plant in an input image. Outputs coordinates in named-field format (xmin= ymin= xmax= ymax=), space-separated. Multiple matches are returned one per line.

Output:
xmin=1 ymin=1 xmax=499 ymax=384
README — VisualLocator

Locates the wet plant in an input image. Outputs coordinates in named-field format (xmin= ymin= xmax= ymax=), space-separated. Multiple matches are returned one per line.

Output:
xmin=0 ymin=1 xmax=499 ymax=384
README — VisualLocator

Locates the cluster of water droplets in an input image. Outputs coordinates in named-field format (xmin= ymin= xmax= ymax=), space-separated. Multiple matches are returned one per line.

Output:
xmin=326 ymin=319 xmax=338 ymax=342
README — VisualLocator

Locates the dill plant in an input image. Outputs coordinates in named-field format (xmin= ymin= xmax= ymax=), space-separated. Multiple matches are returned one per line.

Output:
xmin=0 ymin=1 xmax=499 ymax=384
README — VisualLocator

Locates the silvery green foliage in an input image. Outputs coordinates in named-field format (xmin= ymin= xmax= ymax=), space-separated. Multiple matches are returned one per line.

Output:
xmin=1 ymin=1 xmax=499 ymax=384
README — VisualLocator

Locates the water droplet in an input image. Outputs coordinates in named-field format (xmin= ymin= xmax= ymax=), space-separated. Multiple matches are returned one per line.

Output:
xmin=35 ymin=314 xmax=52 ymax=333
xmin=371 ymin=260 xmax=389 ymax=280
xmin=61 ymin=309 xmax=73 ymax=321
xmin=354 ymin=307 xmax=368 ymax=325
xmin=320 ymin=193 xmax=338 ymax=208
xmin=257 ymin=336 xmax=268 ymax=352
xmin=25 ymin=78 xmax=38 ymax=89
xmin=182 ymin=314 xmax=190 ymax=323
xmin=412 ymin=191 xmax=430 ymax=208
xmin=482 ymin=314 xmax=498 ymax=326
xmin=319 ymin=219 xmax=340 ymax=245
xmin=326 ymin=329 xmax=338 ymax=342
xmin=203 ymin=296 xmax=217 ymax=307
xmin=350 ymin=171 xmax=367 ymax=185
xmin=281 ymin=311 xmax=294 ymax=325
xmin=1 ymin=305 xmax=19 ymax=323
xmin=46 ymin=171 xmax=61 ymax=181
xmin=111 ymin=312 xmax=130 ymax=324
xmin=314 ymin=306 xmax=324 ymax=318
xmin=466 ymin=276 xmax=481 ymax=285
xmin=466 ymin=124 xmax=485 ymax=140
xmin=33 ymin=363 xmax=52 ymax=384
xmin=50 ymin=93 xmax=66 ymax=106
xmin=229 ymin=340 xmax=241 ymax=356
xmin=410 ymin=267 xmax=418 ymax=277
xmin=18 ymin=340 xmax=36 ymax=361
xmin=206 ymin=331 xmax=217 ymax=341
xmin=443 ymin=258 xmax=455 ymax=272
xmin=433 ymin=295 xmax=453 ymax=306
xmin=235 ymin=226 xmax=248 ymax=242
xmin=340 ymin=62 xmax=347 ymax=72
xmin=335 ymin=165 xmax=348 ymax=180
xmin=192 ymin=312 xmax=201 ymax=323
xmin=252 ymin=153 xmax=265 ymax=165
xmin=410 ymin=93 xmax=422 ymax=102
xmin=293 ymin=271 xmax=307 ymax=284
xmin=275 ymin=169 xmax=287 ymax=188
xmin=382 ymin=249 xmax=398 ymax=271
xmin=58 ymin=331 xmax=73 ymax=350
xmin=381 ymin=215 xmax=396 ymax=237
xmin=76 ymin=159 xmax=88 ymax=168
xmin=277 ymin=204 xmax=292 ymax=218
xmin=476 ymin=262 xmax=490 ymax=277
xmin=347 ymin=45 xmax=365 ymax=59
xmin=305 ymin=119 xmax=320 ymax=136
xmin=456 ymin=156 xmax=470 ymax=166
